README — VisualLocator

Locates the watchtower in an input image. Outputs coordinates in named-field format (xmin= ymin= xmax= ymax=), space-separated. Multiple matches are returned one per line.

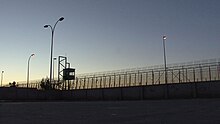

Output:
xmin=57 ymin=56 xmax=75 ymax=90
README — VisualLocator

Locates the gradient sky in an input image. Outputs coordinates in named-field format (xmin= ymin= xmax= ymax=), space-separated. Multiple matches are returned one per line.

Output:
xmin=0 ymin=0 xmax=220 ymax=84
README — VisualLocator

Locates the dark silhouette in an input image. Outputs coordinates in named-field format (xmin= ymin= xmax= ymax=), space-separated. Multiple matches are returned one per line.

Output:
xmin=9 ymin=81 xmax=17 ymax=87
xmin=40 ymin=78 xmax=53 ymax=90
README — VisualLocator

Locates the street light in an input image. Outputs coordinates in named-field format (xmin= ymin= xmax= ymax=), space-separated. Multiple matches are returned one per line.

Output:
xmin=53 ymin=57 xmax=57 ymax=82
xmin=44 ymin=17 xmax=64 ymax=85
xmin=27 ymin=53 xmax=35 ymax=88
xmin=163 ymin=35 xmax=169 ymax=98
xmin=1 ymin=71 xmax=4 ymax=87
xmin=163 ymin=35 xmax=167 ymax=84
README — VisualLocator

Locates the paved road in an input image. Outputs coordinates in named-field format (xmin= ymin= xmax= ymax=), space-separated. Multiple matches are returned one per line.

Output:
xmin=0 ymin=99 xmax=220 ymax=124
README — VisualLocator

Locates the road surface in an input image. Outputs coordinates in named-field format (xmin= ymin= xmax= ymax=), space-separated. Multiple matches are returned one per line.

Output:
xmin=0 ymin=99 xmax=220 ymax=124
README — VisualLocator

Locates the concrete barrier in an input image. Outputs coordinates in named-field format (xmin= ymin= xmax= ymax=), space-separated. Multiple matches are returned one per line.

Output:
xmin=196 ymin=82 xmax=212 ymax=98
xmin=196 ymin=81 xmax=220 ymax=98
xmin=2 ymin=87 xmax=17 ymax=100
xmin=209 ymin=81 xmax=220 ymax=97
xmin=168 ymin=83 xmax=194 ymax=98
xmin=16 ymin=88 xmax=29 ymax=100
xmin=62 ymin=90 xmax=73 ymax=100
xmin=27 ymin=88 xmax=39 ymax=100
xmin=36 ymin=90 xmax=46 ymax=100
xmin=144 ymin=85 xmax=165 ymax=99
xmin=44 ymin=90 xmax=61 ymax=100
xmin=86 ymin=89 xmax=103 ymax=100
xmin=72 ymin=89 xmax=87 ymax=101
xmin=1 ymin=81 xmax=220 ymax=101
xmin=122 ymin=86 xmax=143 ymax=100
xmin=103 ymin=88 xmax=121 ymax=100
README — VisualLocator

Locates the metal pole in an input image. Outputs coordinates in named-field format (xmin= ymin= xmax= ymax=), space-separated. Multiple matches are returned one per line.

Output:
xmin=104 ymin=76 xmax=106 ymax=88
xmin=67 ymin=62 xmax=70 ymax=90
xmin=53 ymin=57 xmax=57 ymax=83
xmin=163 ymin=35 xmax=167 ymax=84
xmin=158 ymin=71 xmax=160 ymax=84
xmin=50 ymin=29 xmax=54 ymax=86
xmin=200 ymin=65 xmax=203 ymax=81
xmin=209 ymin=66 xmax=211 ymax=81
xmin=44 ymin=17 xmax=64 ymax=85
xmin=152 ymin=70 xmax=154 ymax=85
xmin=172 ymin=69 xmax=174 ymax=83
xmin=129 ymin=74 xmax=131 ymax=86
xmin=27 ymin=54 xmax=35 ymax=88
xmin=163 ymin=35 xmax=168 ymax=99
xmin=119 ymin=75 xmax=121 ymax=87
xmin=140 ymin=73 xmax=142 ymax=85
xmin=193 ymin=67 xmax=196 ymax=82
xmin=100 ymin=77 xmax=102 ymax=88
xmin=134 ymin=73 xmax=136 ymax=86
xmin=1 ymin=71 xmax=4 ymax=87
xmin=124 ymin=72 xmax=127 ymax=87
xmin=114 ymin=73 xmax=116 ymax=87
xmin=109 ymin=76 xmax=111 ymax=88
xmin=146 ymin=72 xmax=148 ymax=86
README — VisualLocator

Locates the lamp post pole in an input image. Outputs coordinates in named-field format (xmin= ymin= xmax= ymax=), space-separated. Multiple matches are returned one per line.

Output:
xmin=27 ymin=53 xmax=35 ymax=88
xmin=44 ymin=17 xmax=64 ymax=85
xmin=53 ymin=57 xmax=57 ymax=82
xmin=1 ymin=71 xmax=4 ymax=87
xmin=163 ymin=35 xmax=167 ymax=84
xmin=163 ymin=35 xmax=168 ymax=98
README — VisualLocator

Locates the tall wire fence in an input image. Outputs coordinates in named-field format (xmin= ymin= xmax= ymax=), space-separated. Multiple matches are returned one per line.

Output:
xmin=16 ymin=58 xmax=220 ymax=90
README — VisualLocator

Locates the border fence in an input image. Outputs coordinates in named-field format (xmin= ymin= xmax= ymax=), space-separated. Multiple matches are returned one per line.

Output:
xmin=16 ymin=58 xmax=220 ymax=90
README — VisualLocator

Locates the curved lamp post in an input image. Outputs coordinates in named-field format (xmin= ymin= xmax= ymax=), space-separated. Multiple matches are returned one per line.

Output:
xmin=27 ymin=53 xmax=35 ymax=88
xmin=44 ymin=17 xmax=64 ymax=84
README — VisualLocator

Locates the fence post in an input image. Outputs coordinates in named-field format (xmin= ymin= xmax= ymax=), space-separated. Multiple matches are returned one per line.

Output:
xmin=193 ymin=68 xmax=196 ymax=82
xmin=124 ymin=73 xmax=126 ymax=87
xmin=114 ymin=73 xmax=116 ymax=87
xmin=129 ymin=73 xmax=131 ymax=86
xmin=152 ymin=70 xmax=154 ymax=85
xmin=100 ymin=77 xmax=102 ymax=88
xmin=209 ymin=66 xmax=211 ymax=81
xmin=104 ymin=76 xmax=106 ymax=88
xmin=158 ymin=71 xmax=160 ymax=85
xmin=75 ymin=77 xmax=78 ymax=89
xmin=91 ymin=77 xmax=94 ymax=89
xmin=84 ymin=77 xmax=86 ymax=89
xmin=86 ymin=77 xmax=88 ymax=89
xmin=172 ymin=69 xmax=174 ymax=83
xmin=119 ymin=75 xmax=121 ymax=87
xmin=83 ymin=78 xmax=85 ymax=89
xmin=185 ymin=68 xmax=188 ymax=82
xmin=95 ymin=77 xmax=98 ymax=89
xmin=140 ymin=72 xmax=142 ymax=85
xmin=134 ymin=73 xmax=136 ymax=86
xmin=108 ymin=76 xmax=110 ymax=88
xmin=218 ymin=62 xmax=220 ymax=80
xmin=87 ymin=77 xmax=90 ymax=89
xmin=137 ymin=71 xmax=140 ymax=86
xmin=182 ymin=66 xmax=185 ymax=82
xmin=146 ymin=72 xmax=148 ymax=86
xmin=79 ymin=79 xmax=82 ymax=89
xmin=200 ymin=65 xmax=203 ymax=81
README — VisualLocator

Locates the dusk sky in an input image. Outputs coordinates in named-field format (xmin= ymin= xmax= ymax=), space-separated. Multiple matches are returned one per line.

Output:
xmin=0 ymin=0 xmax=220 ymax=84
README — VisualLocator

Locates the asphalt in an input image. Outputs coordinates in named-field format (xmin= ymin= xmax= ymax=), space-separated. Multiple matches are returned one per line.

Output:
xmin=0 ymin=99 xmax=220 ymax=124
